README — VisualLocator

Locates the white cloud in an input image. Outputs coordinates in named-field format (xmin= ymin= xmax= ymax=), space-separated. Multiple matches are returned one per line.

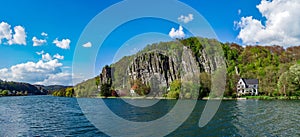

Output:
xmin=178 ymin=14 xmax=194 ymax=23
xmin=238 ymin=9 xmax=242 ymax=15
xmin=42 ymin=53 xmax=52 ymax=61
xmin=41 ymin=32 xmax=48 ymax=37
xmin=35 ymin=72 xmax=72 ymax=86
xmin=82 ymin=42 xmax=92 ymax=48
xmin=36 ymin=50 xmax=45 ymax=55
xmin=169 ymin=25 xmax=185 ymax=39
xmin=53 ymin=53 xmax=64 ymax=60
xmin=236 ymin=0 xmax=300 ymax=47
xmin=0 ymin=59 xmax=62 ymax=84
xmin=0 ymin=57 xmax=76 ymax=86
xmin=35 ymin=73 xmax=84 ymax=86
xmin=0 ymin=22 xmax=27 ymax=45
xmin=53 ymin=38 xmax=71 ymax=49
xmin=32 ymin=36 xmax=47 ymax=46
xmin=0 ymin=22 xmax=12 ymax=44
xmin=9 ymin=26 xmax=27 ymax=45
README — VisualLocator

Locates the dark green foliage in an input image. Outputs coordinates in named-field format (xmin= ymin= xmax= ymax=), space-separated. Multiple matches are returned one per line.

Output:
xmin=0 ymin=80 xmax=43 ymax=95
xmin=100 ymin=83 xmax=111 ymax=97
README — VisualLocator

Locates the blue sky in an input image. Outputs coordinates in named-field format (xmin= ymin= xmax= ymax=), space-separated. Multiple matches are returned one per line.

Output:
xmin=0 ymin=0 xmax=299 ymax=85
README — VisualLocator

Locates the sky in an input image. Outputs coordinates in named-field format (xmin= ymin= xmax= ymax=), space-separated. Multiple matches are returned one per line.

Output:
xmin=0 ymin=0 xmax=299 ymax=86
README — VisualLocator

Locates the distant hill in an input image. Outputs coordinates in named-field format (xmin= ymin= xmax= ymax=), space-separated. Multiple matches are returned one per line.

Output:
xmin=0 ymin=80 xmax=70 ymax=96
xmin=0 ymin=80 xmax=46 ymax=95
xmin=34 ymin=85 xmax=71 ymax=95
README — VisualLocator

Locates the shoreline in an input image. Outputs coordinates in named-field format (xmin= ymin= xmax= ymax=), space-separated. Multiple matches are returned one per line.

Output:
xmin=93 ymin=96 xmax=300 ymax=100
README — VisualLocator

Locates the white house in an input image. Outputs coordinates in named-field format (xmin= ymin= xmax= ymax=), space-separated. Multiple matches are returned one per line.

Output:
xmin=237 ymin=78 xmax=259 ymax=96
xmin=130 ymin=88 xmax=136 ymax=97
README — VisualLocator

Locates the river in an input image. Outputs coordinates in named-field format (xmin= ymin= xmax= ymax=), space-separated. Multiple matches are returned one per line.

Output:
xmin=0 ymin=96 xmax=299 ymax=136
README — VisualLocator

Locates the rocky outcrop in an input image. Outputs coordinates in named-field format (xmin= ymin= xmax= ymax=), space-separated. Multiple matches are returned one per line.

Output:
xmin=97 ymin=38 xmax=225 ymax=94
xmin=99 ymin=65 xmax=112 ymax=86
xmin=127 ymin=51 xmax=179 ymax=88
xmin=198 ymin=47 xmax=225 ymax=74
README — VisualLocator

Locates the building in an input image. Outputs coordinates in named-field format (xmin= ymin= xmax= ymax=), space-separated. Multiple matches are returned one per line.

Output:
xmin=237 ymin=78 xmax=259 ymax=96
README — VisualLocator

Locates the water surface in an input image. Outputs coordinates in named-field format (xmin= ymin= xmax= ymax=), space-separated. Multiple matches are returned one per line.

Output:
xmin=0 ymin=96 xmax=299 ymax=136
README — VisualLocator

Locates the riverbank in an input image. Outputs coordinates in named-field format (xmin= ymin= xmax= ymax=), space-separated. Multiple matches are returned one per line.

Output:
xmin=96 ymin=96 xmax=176 ymax=100
xmin=243 ymin=96 xmax=300 ymax=100
xmin=202 ymin=96 xmax=300 ymax=100
xmin=60 ymin=95 xmax=300 ymax=100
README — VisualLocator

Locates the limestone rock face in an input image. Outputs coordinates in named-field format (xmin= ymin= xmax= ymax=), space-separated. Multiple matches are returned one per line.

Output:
xmin=198 ymin=47 xmax=226 ymax=74
xmin=98 ymin=43 xmax=225 ymax=95
xmin=99 ymin=65 xmax=112 ymax=86
xmin=127 ymin=51 xmax=180 ymax=88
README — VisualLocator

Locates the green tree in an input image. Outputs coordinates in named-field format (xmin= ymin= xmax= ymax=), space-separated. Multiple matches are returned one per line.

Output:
xmin=278 ymin=64 xmax=300 ymax=96
xmin=65 ymin=87 xmax=74 ymax=97
xmin=95 ymin=76 xmax=100 ymax=89
xmin=167 ymin=80 xmax=181 ymax=99
xmin=100 ymin=83 xmax=111 ymax=97
xmin=1 ymin=90 xmax=9 ymax=96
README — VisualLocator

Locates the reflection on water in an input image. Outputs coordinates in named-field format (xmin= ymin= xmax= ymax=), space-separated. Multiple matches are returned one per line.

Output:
xmin=0 ymin=96 xmax=299 ymax=136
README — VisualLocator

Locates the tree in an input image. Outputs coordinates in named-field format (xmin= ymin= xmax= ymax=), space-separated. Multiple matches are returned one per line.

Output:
xmin=1 ymin=90 xmax=9 ymax=96
xmin=100 ymin=83 xmax=111 ymax=97
xmin=278 ymin=64 xmax=300 ymax=96
xmin=95 ymin=76 xmax=100 ymax=89
xmin=167 ymin=80 xmax=181 ymax=99
xmin=131 ymin=79 xmax=150 ymax=96
xmin=65 ymin=87 xmax=74 ymax=97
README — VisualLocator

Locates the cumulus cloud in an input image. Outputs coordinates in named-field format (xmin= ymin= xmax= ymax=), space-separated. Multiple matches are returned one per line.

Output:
xmin=0 ymin=58 xmax=76 ymax=86
xmin=53 ymin=38 xmax=71 ymax=49
xmin=169 ymin=25 xmax=185 ymax=39
xmin=0 ymin=22 xmax=12 ymax=44
xmin=0 ymin=49 xmax=77 ymax=85
xmin=42 ymin=53 xmax=52 ymax=61
xmin=53 ymin=53 xmax=64 ymax=60
xmin=35 ymin=72 xmax=72 ymax=86
xmin=0 ymin=59 xmax=62 ymax=84
xmin=82 ymin=42 xmax=92 ymax=48
xmin=32 ymin=36 xmax=47 ymax=46
xmin=236 ymin=0 xmax=300 ymax=47
xmin=41 ymin=32 xmax=48 ymax=37
xmin=0 ymin=22 xmax=27 ymax=45
xmin=8 ymin=26 xmax=27 ymax=45
xmin=178 ymin=14 xmax=194 ymax=23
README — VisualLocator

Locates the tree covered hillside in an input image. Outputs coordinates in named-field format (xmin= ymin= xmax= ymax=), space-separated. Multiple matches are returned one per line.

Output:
xmin=74 ymin=37 xmax=300 ymax=98
xmin=0 ymin=80 xmax=46 ymax=96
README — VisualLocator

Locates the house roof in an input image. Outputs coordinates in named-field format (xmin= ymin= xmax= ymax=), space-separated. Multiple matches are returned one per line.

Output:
xmin=241 ymin=78 xmax=258 ymax=85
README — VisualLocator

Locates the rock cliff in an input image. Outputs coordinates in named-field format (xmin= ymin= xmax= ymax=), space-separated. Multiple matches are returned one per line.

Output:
xmin=127 ymin=51 xmax=180 ymax=88
xmin=97 ymin=37 xmax=225 ymax=97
